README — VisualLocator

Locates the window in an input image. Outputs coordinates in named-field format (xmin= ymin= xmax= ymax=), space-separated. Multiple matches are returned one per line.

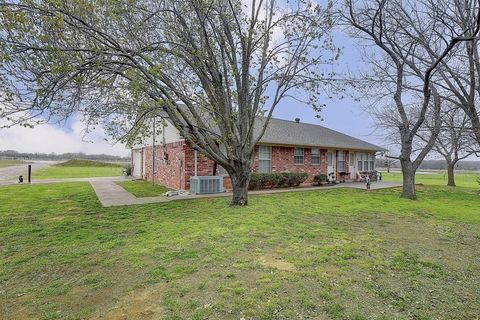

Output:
xmin=363 ymin=152 xmax=369 ymax=171
xmin=338 ymin=151 xmax=345 ymax=172
xmin=294 ymin=147 xmax=304 ymax=164
xmin=350 ymin=152 xmax=354 ymax=166
xmin=370 ymin=153 xmax=375 ymax=171
xmin=311 ymin=148 xmax=320 ymax=165
xmin=258 ymin=145 xmax=272 ymax=173
xmin=328 ymin=151 xmax=333 ymax=166
xmin=357 ymin=153 xmax=363 ymax=171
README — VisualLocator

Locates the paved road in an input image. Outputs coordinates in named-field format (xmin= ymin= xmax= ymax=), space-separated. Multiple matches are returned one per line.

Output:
xmin=0 ymin=161 xmax=57 ymax=181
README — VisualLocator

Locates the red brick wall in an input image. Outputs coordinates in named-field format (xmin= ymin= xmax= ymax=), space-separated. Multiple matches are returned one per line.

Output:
xmin=142 ymin=142 xmax=357 ymax=190
xmin=143 ymin=141 xmax=219 ymax=190
xmin=143 ymin=142 xmax=188 ymax=190
xmin=252 ymin=146 xmax=328 ymax=183
xmin=184 ymin=146 xmax=218 ymax=190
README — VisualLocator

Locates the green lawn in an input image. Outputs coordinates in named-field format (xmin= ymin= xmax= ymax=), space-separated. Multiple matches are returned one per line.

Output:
xmin=381 ymin=170 xmax=480 ymax=188
xmin=0 ymin=159 xmax=26 ymax=168
xmin=33 ymin=159 xmax=124 ymax=179
xmin=1 ymin=182 xmax=479 ymax=319
xmin=117 ymin=180 xmax=169 ymax=197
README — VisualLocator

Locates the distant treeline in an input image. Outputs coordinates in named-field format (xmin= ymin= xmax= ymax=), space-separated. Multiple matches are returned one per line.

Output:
xmin=0 ymin=150 xmax=130 ymax=162
xmin=376 ymin=159 xmax=480 ymax=171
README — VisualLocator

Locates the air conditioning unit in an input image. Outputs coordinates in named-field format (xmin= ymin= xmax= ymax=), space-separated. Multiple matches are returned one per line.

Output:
xmin=190 ymin=176 xmax=224 ymax=194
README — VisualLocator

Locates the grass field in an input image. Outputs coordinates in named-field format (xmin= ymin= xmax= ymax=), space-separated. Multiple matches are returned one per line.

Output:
xmin=0 ymin=159 xmax=26 ymax=168
xmin=1 ymin=180 xmax=479 ymax=319
xmin=381 ymin=170 xmax=479 ymax=188
xmin=33 ymin=159 xmax=125 ymax=179
xmin=117 ymin=180 xmax=169 ymax=197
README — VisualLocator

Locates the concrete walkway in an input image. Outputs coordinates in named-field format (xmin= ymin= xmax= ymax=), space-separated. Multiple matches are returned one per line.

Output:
xmin=90 ymin=180 xmax=403 ymax=207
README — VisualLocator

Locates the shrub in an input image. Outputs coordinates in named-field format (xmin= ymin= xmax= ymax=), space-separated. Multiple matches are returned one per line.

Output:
xmin=248 ymin=172 xmax=308 ymax=190
xmin=124 ymin=164 xmax=132 ymax=176
xmin=314 ymin=174 xmax=327 ymax=185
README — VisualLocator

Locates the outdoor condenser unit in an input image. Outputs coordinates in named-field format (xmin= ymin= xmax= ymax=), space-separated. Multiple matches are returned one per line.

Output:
xmin=189 ymin=176 xmax=224 ymax=194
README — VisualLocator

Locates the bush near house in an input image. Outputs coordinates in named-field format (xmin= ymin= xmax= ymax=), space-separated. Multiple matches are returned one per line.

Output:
xmin=123 ymin=163 xmax=132 ymax=176
xmin=313 ymin=174 xmax=328 ymax=185
xmin=248 ymin=172 xmax=308 ymax=190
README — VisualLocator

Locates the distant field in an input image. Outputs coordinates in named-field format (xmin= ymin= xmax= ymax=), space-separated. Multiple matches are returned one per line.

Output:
xmin=33 ymin=159 xmax=124 ymax=179
xmin=381 ymin=170 xmax=479 ymax=188
xmin=0 ymin=159 xmax=25 ymax=168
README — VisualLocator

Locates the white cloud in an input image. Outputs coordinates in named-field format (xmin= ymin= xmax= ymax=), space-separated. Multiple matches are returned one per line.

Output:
xmin=0 ymin=117 xmax=129 ymax=157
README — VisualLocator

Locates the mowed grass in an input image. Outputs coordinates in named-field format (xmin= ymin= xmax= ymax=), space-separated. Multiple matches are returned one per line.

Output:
xmin=117 ymin=180 xmax=169 ymax=197
xmin=33 ymin=159 xmax=124 ymax=179
xmin=0 ymin=159 xmax=26 ymax=168
xmin=1 ymin=182 xmax=480 ymax=319
xmin=382 ymin=170 xmax=480 ymax=188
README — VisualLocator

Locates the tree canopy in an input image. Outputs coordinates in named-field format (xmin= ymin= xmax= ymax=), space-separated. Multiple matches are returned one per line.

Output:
xmin=0 ymin=0 xmax=337 ymax=205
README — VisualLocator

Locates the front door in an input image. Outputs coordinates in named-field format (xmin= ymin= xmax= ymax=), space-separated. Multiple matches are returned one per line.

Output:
xmin=132 ymin=149 xmax=142 ymax=178
xmin=327 ymin=150 xmax=336 ymax=181
xmin=349 ymin=152 xmax=356 ymax=178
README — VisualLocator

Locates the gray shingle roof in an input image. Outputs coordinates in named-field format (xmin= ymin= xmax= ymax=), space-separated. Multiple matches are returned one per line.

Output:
xmin=255 ymin=117 xmax=385 ymax=151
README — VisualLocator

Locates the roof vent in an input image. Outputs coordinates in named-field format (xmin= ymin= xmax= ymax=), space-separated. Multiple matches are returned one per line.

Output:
xmin=294 ymin=118 xmax=300 ymax=123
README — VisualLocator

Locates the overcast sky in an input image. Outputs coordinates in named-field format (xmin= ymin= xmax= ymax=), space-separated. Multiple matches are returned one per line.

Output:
xmin=0 ymin=117 xmax=128 ymax=156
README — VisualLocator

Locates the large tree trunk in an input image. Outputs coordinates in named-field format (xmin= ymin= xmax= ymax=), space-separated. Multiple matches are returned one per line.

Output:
xmin=229 ymin=161 xmax=252 ymax=206
xmin=446 ymin=160 xmax=456 ymax=187
xmin=400 ymin=161 xmax=417 ymax=199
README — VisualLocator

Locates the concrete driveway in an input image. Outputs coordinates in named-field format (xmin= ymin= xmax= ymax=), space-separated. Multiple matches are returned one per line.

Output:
xmin=0 ymin=161 xmax=57 ymax=181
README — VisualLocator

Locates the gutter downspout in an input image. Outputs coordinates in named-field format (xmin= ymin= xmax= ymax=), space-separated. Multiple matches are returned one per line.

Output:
xmin=194 ymin=149 xmax=198 ymax=176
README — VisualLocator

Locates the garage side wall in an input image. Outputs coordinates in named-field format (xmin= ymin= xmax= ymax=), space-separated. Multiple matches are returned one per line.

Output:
xmin=143 ymin=142 xmax=187 ymax=190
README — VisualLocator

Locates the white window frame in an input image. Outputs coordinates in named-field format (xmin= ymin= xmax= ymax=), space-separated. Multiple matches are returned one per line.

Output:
xmin=311 ymin=148 xmax=320 ymax=165
xmin=363 ymin=152 xmax=369 ymax=171
xmin=294 ymin=147 xmax=304 ymax=165
xmin=338 ymin=151 xmax=346 ymax=172
xmin=258 ymin=145 xmax=272 ymax=173
xmin=350 ymin=152 xmax=354 ymax=166
xmin=370 ymin=153 xmax=375 ymax=171
xmin=357 ymin=153 xmax=363 ymax=171
xmin=327 ymin=151 xmax=333 ymax=166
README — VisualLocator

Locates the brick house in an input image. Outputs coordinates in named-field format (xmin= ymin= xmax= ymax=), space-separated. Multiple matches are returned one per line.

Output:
xmin=130 ymin=117 xmax=385 ymax=191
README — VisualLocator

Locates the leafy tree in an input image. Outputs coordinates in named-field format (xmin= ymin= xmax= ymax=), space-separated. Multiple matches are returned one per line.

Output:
xmin=0 ymin=0 xmax=336 ymax=205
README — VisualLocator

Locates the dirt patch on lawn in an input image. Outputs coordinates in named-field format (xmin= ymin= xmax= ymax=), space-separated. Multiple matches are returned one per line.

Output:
xmin=91 ymin=283 xmax=166 ymax=320
xmin=257 ymin=255 xmax=296 ymax=271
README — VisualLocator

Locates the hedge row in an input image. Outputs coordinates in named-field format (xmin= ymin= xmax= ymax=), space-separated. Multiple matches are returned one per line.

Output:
xmin=248 ymin=172 xmax=308 ymax=190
